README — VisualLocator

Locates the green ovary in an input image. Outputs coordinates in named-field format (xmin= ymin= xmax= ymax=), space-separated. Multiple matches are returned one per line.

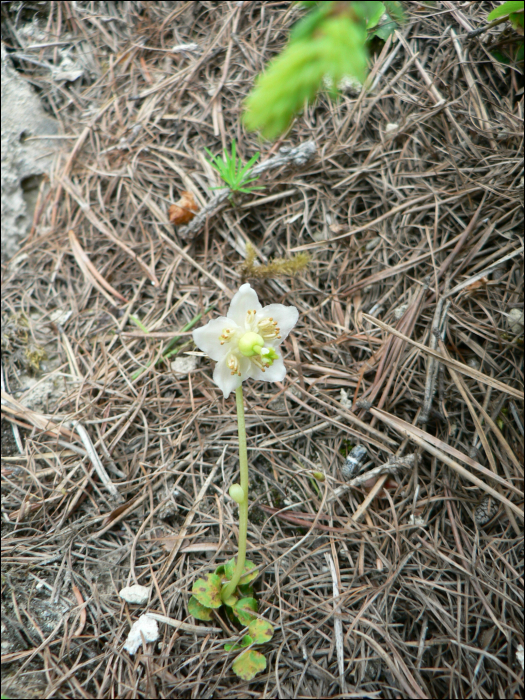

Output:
xmin=238 ymin=332 xmax=265 ymax=357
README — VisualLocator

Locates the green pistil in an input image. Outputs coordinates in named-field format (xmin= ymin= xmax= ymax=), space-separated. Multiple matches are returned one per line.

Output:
xmin=262 ymin=347 xmax=278 ymax=366
xmin=238 ymin=332 xmax=265 ymax=357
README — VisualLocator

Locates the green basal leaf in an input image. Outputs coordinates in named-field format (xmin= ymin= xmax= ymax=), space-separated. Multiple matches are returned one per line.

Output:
xmin=516 ymin=43 xmax=524 ymax=61
xmin=224 ymin=634 xmax=253 ymax=651
xmin=223 ymin=594 xmax=238 ymax=607
xmin=487 ymin=1 xmax=523 ymax=22
xmin=224 ymin=558 xmax=236 ymax=581
xmin=188 ymin=595 xmax=214 ymax=621
xmin=224 ymin=558 xmax=258 ymax=585
xmin=239 ymin=561 xmax=258 ymax=585
xmin=238 ymin=583 xmax=254 ymax=598
xmin=248 ymin=618 xmax=274 ymax=644
xmin=215 ymin=564 xmax=226 ymax=577
xmin=232 ymin=649 xmax=267 ymax=681
xmin=192 ymin=573 xmax=223 ymax=609
xmin=233 ymin=597 xmax=258 ymax=625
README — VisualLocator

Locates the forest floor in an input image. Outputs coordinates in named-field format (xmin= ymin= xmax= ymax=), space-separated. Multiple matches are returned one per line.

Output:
xmin=1 ymin=2 xmax=523 ymax=698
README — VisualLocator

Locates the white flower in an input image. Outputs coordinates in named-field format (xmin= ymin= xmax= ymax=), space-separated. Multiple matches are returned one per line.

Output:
xmin=192 ymin=283 xmax=299 ymax=398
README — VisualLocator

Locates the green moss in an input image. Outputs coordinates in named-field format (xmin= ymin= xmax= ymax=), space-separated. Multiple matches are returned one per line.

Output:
xmin=240 ymin=242 xmax=310 ymax=282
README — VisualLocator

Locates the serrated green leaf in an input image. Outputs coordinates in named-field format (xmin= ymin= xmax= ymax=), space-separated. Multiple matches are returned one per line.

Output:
xmin=188 ymin=595 xmax=214 ymax=621
xmin=192 ymin=573 xmax=223 ymax=609
xmin=225 ymin=634 xmax=253 ymax=651
xmin=248 ymin=618 xmax=274 ymax=644
xmin=232 ymin=649 xmax=267 ymax=681
xmin=233 ymin=597 xmax=258 ymax=625
xmin=487 ymin=1 xmax=523 ymax=22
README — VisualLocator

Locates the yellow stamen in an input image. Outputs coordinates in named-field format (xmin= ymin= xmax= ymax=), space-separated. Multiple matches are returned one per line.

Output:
xmin=219 ymin=328 xmax=235 ymax=345
xmin=228 ymin=355 xmax=241 ymax=376
xmin=257 ymin=316 xmax=281 ymax=340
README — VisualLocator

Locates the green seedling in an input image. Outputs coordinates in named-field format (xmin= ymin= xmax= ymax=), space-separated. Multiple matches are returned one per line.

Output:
xmin=204 ymin=140 xmax=264 ymax=194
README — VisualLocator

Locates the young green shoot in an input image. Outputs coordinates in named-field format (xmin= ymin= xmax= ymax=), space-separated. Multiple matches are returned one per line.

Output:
xmin=204 ymin=140 xmax=265 ymax=194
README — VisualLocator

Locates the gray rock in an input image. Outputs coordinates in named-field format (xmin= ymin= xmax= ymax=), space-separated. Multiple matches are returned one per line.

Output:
xmin=1 ymin=43 xmax=61 ymax=260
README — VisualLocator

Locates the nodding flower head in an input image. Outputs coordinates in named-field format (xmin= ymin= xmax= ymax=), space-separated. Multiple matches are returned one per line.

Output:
xmin=192 ymin=283 xmax=299 ymax=398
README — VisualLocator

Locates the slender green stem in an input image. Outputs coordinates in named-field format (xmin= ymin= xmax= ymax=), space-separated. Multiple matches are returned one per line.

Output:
xmin=221 ymin=385 xmax=249 ymax=601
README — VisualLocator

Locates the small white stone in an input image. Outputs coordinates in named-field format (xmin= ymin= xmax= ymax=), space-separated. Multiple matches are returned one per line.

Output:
xmin=49 ymin=309 xmax=72 ymax=325
xmin=340 ymin=388 xmax=352 ymax=410
xmin=366 ymin=236 xmax=381 ymax=251
xmin=385 ymin=122 xmax=399 ymax=133
xmin=123 ymin=615 xmax=159 ymax=655
xmin=119 ymin=585 xmax=150 ymax=605
xmin=394 ymin=303 xmax=409 ymax=320
xmin=517 ymin=643 xmax=524 ymax=670
xmin=172 ymin=42 xmax=200 ymax=54
xmin=508 ymin=308 xmax=524 ymax=334
xmin=171 ymin=355 xmax=198 ymax=375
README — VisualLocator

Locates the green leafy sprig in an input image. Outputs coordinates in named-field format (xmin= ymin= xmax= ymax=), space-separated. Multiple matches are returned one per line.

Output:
xmin=189 ymin=558 xmax=274 ymax=680
xmin=243 ymin=1 xmax=405 ymax=139
xmin=204 ymin=140 xmax=264 ymax=194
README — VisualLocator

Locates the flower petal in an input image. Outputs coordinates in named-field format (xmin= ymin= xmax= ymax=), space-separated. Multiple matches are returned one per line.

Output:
xmin=193 ymin=317 xmax=239 ymax=361
xmin=249 ymin=356 xmax=286 ymax=383
xmin=258 ymin=304 xmax=299 ymax=342
xmin=213 ymin=354 xmax=251 ymax=398
xmin=227 ymin=283 xmax=262 ymax=326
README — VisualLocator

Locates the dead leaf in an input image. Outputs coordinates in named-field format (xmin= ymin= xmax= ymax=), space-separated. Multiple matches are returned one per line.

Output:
xmin=329 ymin=223 xmax=347 ymax=234
xmin=169 ymin=191 xmax=199 ymax=225
xmin=465 ymin=277 xmax=488 ymax=292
